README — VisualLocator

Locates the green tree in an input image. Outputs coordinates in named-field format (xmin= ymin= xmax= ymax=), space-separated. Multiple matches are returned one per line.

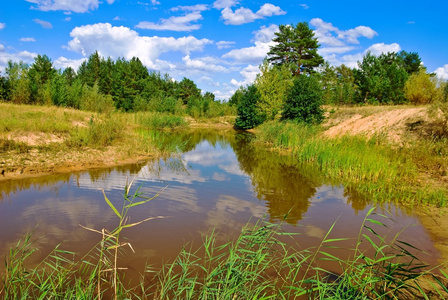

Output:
xmin=282 ymin=75 xmax=324 ymax=124
xmin=235 ymin=85 xmax=265 ymax=129
xmin=255 ymin=60 xmax=293 ymax=120
xmin=228 ymin=86 xmax=245 ymax=107
xmin=267 ymin=22 xmax=324 ymax=76
xmin=354 ymin=52 xmax=409 ymax=104
xmin=398 ymin=50 xmax=422 ymax=74
xmin=176 ymin=77 xmax=201 ymax=104
xmin=5 ymin=60 xmax=31 ymax=104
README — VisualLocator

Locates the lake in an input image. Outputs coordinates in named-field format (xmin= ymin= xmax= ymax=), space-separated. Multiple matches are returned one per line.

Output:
xmin=0 ymin=128 xmax=439 ymax=280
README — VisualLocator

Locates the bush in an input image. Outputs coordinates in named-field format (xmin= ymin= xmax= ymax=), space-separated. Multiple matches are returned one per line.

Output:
xmin=404 ymin=69 xmax=438 ymax=104
xmin=235 ymin=85 xmax=265 ymax=129
xmin=282 ymin=75 xmax=324 ymax=124
xmin=79 ymin=83 xmax=115 ymax=114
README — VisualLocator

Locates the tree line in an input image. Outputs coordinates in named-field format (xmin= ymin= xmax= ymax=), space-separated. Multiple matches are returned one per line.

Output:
xmin=0 ymin=51 xmax=233 ymax=118
xmin=232 ymin=22 xmax=448 ymax=129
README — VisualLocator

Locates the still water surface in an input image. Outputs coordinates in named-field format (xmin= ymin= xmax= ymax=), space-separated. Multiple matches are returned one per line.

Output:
xmin=0 ymin=129 xmax=439 ymax=276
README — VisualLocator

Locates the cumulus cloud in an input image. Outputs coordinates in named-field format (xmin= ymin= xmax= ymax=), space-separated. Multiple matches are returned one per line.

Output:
xmin=310 ymin=18 xmax=377 ymax=46
xmin=213 ymin=0 xmax=238 ymax=9
xmin=0 ymin=44 xmax=4 ymax=51
xmin=220 ymin=3 xmax=285 ymax=25
xmin=365 ymin=42 xmax=400 ymax=56
xmin=435 ymin=64 xmax=448 ymax=80
xmin=33 ymin=19 xmax=53 ymax=29
xmin=26 ymin=0 xmax=114 ymax=13
xmin=20 ymin=37 xmax=36 ymax=42
xmin=182 ymin=55 xmax=228 ymax=72
xmin=65 ymin=23 xmax=212 ymax=70
xmin=136 ymin=11 xmax=203 ymax=31
xmin=0 ymin=23 xmax=5 ymax=30
xmin=223 ymin=24 xmax=278 ymax=64
xmin=230 ymin=64 xmax=260 ymax=87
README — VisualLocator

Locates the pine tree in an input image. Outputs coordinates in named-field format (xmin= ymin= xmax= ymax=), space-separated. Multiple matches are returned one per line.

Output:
xmin=267 ymin=22 xmax=324 ymax=76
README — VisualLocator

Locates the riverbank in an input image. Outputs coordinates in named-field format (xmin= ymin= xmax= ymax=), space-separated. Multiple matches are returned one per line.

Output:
xmin=254 ymin=105 xmax=448 ymax=262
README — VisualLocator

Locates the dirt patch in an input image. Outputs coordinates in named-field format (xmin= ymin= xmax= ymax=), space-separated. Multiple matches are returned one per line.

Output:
xmin=6 ymin=132 xmax=65 ymax=146
xmin=324 ymin=107 xmax=429 ymax=143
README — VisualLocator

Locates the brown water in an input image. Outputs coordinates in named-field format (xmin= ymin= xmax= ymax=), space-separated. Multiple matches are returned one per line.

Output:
xmin=0 ymin=129 xmax=439 ymax=279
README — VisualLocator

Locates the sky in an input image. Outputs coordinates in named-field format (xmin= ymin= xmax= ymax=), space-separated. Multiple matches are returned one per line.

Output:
xmin=0 ymin=0 xmax=447 ymax=100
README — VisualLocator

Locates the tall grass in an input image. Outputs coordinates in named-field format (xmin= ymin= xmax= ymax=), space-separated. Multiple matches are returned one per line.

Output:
xmin=256 ymin=121 xmax=448 ymax=207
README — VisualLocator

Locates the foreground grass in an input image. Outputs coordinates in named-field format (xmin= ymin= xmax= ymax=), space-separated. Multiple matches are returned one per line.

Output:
xmin=1 ymin=209 xmax=447 ymax=299
xmin=256 ymin=119 xmax=448 ymax=207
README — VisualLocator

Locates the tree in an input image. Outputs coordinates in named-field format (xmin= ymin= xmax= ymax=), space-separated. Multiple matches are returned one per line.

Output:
xmin=255 ymin=60 xmax=293 ymax=120
xmin=282 ymin=75 xmax=324 ymax=124
xmin=267 ymin=22 xmax=324 ymax=76
xmin=176 ymin=77 xmax=201 ymax=104
xmin=235 ymin=85 xmax=265 ymax=129
xmin=354 ymin=52 xmax=409 ymax=104
xmin=398 ymin=50 xmax=422 ymax=74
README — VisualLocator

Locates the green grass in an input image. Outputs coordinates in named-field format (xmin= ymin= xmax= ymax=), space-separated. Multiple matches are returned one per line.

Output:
xmin=256 ymin=121 xmax=448 ymax=207
xmin=134 ymin=112 xmax=188 ymax=129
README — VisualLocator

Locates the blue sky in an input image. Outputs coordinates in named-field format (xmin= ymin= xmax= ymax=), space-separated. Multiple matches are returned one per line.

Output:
xmin=0 ymin=0 xmax=447 ymax=100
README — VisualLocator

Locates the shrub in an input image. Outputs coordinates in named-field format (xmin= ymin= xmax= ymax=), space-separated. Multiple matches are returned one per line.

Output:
xmin=404 ymin=69 xmax=438 ymax=104
xmin=235 ymin=85 xmax=265 ymax=129
xmin=79 ymin=83 xmax=115 ymax=114
xmin=282 ymin=75 xmax=324 ymax=124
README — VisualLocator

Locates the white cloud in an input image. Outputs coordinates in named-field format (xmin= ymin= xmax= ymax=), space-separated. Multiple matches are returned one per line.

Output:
xmin=365 ymin=42 xmax=400 ymax=56
xmin=65 ymin=23 xmax=212 ymax=70
xmin=53 ymin=57 xmax=86 ymax=70
xmin=136 ymin=11 xmax=203 ymax=31
xmin=310 ymin=18 xmax=377 ymax=46
xmin=223 ymin=24 xmax=278 ymax=64
xmin=435 ymin=64 xmax=448 ymax=80
xmin=434 ymin=65 xmax=448 ymax=80
xmin=151 ymin=0 xmax=160 ymax=5
xmin=220 ymin=3 xmax=285 ymax=25
xmin=0 ymin=50 xmax=38 ymax=72
xmin=64 ymin=17 xmax=72 ymax=21
xmin=319 ymin=46 xmax=356 ymax=55
xmin=113 ymin=16 xmax=121 ymax=21
xmin=0 ymin=23 xmax=5 ymax=30
xmin=182 ymin=55 xmax=228 ymax=73
xmin=20 ymin=37 xmax=36 ymax=42
xmin=213 ymin=0 xmax=238 ymax=9
xmin=216 ymin=41 xmax=235 ymax=49
xmin=33 ymin=19 xmax=53 ymax=29
xmin=26 ymin=0 xmax=114 ymax=13
xmin=230 ymin=64 xmax=260 ymax=87
xmin=299 ymin=4 xmax=309 ymax=9
xmin=0 ymin=44 xmax=4 ymax=51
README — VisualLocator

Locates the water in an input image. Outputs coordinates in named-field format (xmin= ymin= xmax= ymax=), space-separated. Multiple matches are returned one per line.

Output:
xmin=0 ymin=129 xmax=439 ymax=278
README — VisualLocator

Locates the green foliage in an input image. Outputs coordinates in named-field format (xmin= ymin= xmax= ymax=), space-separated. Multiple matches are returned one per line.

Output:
xmin=176 ymin=77 xmax=201 ymax=104
xmin=355 ymin=52 xmax=410 ymax=104
xmin=268 ymin=22 xmax=324 ymax=76
xmin=255 ymin=60 xmax=293 ymax=120
xmin=320 ymin=63 xmax=358 ymax=105
xmin=68 ymin=115 xmax=121 ymax=147
xmin=404 ymin=69 xmax=438 ymax=104
xmin=228 ymin=86 xmax=245 ymax=107
xmin=79 ymin=83 xmax=115 ymax=114
xmin=235 ymin=85 xmax=265 ymax=129
xmin=6 ymin=60 xmax=31 ymax=104
xmin=282 ymin=75 xmax=324 ymax=123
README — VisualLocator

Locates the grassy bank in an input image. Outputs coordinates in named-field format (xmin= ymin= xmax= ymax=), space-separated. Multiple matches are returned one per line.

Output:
xmin=0 ymin=103 xmax=193 ymax=180
xmin=255 ymin=115 xmax=448 ymax=207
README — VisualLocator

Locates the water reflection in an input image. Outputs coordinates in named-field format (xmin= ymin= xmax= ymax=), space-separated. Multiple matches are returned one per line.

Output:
xmin=0 ymin=128 xmax=439 ymax=272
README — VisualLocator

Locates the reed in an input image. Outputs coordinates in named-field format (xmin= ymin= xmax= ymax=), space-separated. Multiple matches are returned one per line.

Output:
xmin=256 ymin=121 xmax=448 ymax=207
xmin=1 ymin=189 xmax=447 ymax=299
